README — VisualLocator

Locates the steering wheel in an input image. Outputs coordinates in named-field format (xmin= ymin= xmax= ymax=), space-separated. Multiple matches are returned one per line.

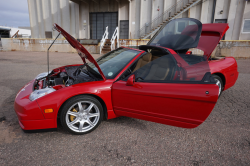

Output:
xmin=127 ymin=68 xmax=132 ymax=74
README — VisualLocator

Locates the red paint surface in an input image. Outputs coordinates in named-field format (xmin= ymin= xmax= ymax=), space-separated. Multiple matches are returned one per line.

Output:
xmin=112 ymin=81 xmax=219 ymax=128
xmin=198 ymin=23 xmax=229 ymax=59
xmin=209 ymin=57 xmax=238 ymax=90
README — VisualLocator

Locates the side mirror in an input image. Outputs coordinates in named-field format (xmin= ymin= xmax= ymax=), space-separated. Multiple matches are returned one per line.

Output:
xmin=126 ymin=74 xmax=135 ymax=86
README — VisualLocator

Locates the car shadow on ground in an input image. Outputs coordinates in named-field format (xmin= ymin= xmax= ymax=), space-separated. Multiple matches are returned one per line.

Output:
xmin=105 ymin=116 xmax=148 ymax=131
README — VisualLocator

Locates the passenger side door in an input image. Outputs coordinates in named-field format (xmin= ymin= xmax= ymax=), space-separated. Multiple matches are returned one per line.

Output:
xmin=111 ymin=54 xmax=219 ymax=128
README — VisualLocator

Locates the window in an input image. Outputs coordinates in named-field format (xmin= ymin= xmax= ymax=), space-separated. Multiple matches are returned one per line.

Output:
xmin=45 ymin=31 xmax=52 ymax=38
xmin=242 ymin=19 xmax=250 ymax=33
xmin=87 ymin=48 xmax=141 ymax=79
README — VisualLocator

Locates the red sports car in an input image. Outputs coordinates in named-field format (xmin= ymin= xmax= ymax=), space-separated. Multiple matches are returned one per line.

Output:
xmin=14 ymin=18 xmax=238 ymax=134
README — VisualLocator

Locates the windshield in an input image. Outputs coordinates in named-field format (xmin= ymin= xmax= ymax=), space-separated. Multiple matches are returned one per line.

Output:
xmin=148 ymin=18 xmax=202 ymax=51
xmin=88 ymin=48 xmax=141 ymax=79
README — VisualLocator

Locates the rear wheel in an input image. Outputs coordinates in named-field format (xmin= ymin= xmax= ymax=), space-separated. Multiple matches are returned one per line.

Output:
xmin=212 ymin=75 xmax=224 ymax=96
xmin=60 ymin=95 xmax=103 ymax=135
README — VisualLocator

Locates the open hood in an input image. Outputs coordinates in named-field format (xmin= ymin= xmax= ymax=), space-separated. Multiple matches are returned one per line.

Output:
xmin=53 ymin=23 xmax=106 ymax=80
xmin=197 ymin=23 xmax=229 ymax=59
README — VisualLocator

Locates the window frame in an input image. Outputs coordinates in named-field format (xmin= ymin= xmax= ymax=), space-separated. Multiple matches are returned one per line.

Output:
xmin=242 ymin=19 xmax=250 ymax=33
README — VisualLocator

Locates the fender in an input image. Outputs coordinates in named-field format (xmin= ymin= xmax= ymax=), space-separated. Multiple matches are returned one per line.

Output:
xmin=209 ymin=57 xmax=238 ymax=90
xmin=36 ymin=79 xmax=117 ymax=128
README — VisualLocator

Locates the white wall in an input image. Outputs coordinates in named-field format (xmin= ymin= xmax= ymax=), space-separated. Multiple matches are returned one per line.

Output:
xmin=79 ymin=2 xmax=89 ymax=39
xmin=213 ymin=0 xmax=230 ymax=21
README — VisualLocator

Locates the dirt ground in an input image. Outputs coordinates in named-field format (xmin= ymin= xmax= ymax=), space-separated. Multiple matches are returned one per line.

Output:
xmin=0 ymin=51 xmax=250 ymax=166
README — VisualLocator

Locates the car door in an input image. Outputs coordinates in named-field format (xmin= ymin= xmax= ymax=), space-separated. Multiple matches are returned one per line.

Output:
xmin=111 ymin=54 xmax=219 ymax=129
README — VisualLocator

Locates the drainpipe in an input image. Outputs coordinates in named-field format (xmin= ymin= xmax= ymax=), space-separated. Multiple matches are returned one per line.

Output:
xmin=211 ymin=0 xmax=217 ymax=23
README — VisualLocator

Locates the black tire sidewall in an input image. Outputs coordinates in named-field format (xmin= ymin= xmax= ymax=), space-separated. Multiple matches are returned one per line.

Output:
xmin=212 ymin=75 xmax=224 ymax=96
xmin=60 ymin=95 xmax=103 ymax=135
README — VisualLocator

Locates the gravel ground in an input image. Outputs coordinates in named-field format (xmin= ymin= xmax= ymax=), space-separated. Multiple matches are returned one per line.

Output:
xmin=0 ymin=51 xmax=250 ymax=166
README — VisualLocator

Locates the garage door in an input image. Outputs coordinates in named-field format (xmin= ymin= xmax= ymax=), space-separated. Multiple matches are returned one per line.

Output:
xmin=120 ymin=20 xmax=129 ymax=39
xmin=90 ymin=12 xmax=118 ymax=39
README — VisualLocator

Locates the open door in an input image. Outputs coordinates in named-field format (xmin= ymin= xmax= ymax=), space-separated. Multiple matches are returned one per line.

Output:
xmin=111 ymin=50 xmax=219 ymax=128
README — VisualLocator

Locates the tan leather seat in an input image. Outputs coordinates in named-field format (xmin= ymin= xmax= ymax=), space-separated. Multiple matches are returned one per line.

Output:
xmin=151 ymin=56 xmax=159 ymax=61
xmin=144 ymin=57 xmax=171 ymax=80
xmin=133 ymin=52 xmax=152 ymax=72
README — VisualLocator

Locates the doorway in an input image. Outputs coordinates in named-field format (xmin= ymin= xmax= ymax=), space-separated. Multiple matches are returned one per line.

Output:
xmin=90 ymin=12 xmax=118 ymax=39
xmin=120 ymin=20 xmax=129 ymax=39
xmin=215 ymin=19 xmax=227 ymax=40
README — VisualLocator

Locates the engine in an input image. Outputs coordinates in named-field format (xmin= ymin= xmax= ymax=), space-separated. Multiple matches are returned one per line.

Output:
xmin=34 ymin=65 xmax=99 ymax=90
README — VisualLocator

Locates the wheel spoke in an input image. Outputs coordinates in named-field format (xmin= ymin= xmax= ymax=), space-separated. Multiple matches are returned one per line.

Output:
xmin=85 ymin=103 xmax=94 ymax=113
xmin=78 ymin=102 xmax=84 ymax=113
xmin=69 ymin=118 xmax=79 ymax=126
xmin=88 ymin=113 xmax=99 ymax=118
xmin=67 ymin=111 xmax=79 ymax=117
xmin=79 ymin=121 xmax=84 ymax=132
xmin=86 ymin=119 xmax=94 ymax=127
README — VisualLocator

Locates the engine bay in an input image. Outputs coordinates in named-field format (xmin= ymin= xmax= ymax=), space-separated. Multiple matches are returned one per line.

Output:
xmin=33 ymin=64 xmax=101 ymax=91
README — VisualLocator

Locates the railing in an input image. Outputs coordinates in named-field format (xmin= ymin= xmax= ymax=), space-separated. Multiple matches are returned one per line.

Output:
xmin=139 ymin=0 xmax=202 ymax=38
xmin=111 ymin=27 xmax=119 ymax=51
xmin=100 ymin=26 xmax=108 ymax=54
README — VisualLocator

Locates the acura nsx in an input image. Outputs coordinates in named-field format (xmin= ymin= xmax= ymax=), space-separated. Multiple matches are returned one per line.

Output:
xmin=14 ymin=18 xmax=238 ymax=134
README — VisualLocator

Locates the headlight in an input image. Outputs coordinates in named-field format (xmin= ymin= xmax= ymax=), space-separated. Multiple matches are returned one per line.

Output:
xmin=35 ymin=72 xmax=50 ymax=80
xmin=29 ymin=88 xmax=56 ymax=101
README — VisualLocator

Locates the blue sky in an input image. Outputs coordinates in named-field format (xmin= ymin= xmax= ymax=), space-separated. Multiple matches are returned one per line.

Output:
xmin=0 ymin=0 xmax=30 ymax=27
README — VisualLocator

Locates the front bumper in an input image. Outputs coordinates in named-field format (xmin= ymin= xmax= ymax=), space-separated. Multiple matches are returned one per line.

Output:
xmin=14 ymin=80 xmax=56 ymax=130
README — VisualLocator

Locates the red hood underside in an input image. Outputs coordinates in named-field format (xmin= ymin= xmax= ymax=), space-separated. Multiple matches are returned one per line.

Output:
xmin=197 ymin=23 xmax=229 ymax=60
xmin=53 ymin=23 xmax=106 ymax=80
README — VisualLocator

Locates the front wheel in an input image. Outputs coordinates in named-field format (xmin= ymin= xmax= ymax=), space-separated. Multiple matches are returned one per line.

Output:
xmin=212 ymin=75 xmax=224 ymax=96
xmin=60 ymin=95 xmax=103 ymax=135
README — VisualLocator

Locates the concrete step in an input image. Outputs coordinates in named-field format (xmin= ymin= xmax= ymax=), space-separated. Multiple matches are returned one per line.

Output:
xmin=102 ymin=48 xmax=111 ymax=51
xmin=102 ymin=51 xmax=110 ymax=54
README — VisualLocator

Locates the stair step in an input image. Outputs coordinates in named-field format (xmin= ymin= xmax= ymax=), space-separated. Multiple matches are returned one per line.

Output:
xmin=139 ymin=0 xmax=198 ymax=39
xmin=102 ymin=47 xmax=111 ymax=50
xmin=102 ymin=48 xmax=111 ymax=51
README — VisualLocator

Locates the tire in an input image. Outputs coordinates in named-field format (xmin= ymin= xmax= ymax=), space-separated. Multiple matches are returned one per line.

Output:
xmin=212 ymin=75 xmax=224 ymax=96
xmin=60 ymin=95 xmax=103 ymax=135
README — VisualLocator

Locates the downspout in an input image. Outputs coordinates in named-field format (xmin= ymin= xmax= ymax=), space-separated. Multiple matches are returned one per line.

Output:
xmin=211 ymin=0 xmax=217 ymax=23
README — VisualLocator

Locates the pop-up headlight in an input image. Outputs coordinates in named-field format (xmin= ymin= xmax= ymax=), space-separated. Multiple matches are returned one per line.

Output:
xmin=29 ymin=88 xmax=56 ymax=101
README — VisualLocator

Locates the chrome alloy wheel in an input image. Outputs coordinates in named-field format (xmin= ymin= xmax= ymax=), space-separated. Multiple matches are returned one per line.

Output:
xmin=66 ymin=101 xmax=100 ymax=133
xmin=214 ymin=78 xmax=222 ymax=96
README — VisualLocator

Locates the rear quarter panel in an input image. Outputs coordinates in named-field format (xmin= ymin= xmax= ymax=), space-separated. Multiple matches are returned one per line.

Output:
xmin=209 ymin=57 xmax=238 ymax=90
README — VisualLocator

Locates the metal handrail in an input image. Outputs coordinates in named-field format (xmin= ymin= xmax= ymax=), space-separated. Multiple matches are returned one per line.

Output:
xmin=100 ymin=26 xmax=108 ymax=54
xmin=139 ymin=0 xmax=201 ymax=38
xmin=111 ymin=27 xmax=119 ymax=50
